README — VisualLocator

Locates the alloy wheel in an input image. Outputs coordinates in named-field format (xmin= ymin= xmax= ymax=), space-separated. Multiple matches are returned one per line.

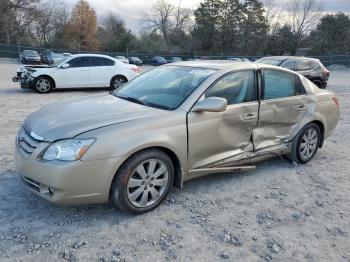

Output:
xmin=36 ymin=79 xmax=51 ymax=93
xmin=127 ymin=159 xmax=169 ymax=208
xmin=299 ymin=128 xmax=319 ymax=160
xmin=114 ymin=77 xmax=126 ymax=89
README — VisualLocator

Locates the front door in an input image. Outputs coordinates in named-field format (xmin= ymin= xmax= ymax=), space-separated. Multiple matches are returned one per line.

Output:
xmin=187 ymin=70 xmax=259 ymax=170
xmin=54 ymin=57 xmax=90 ymax=88
xmin=253 ymin=68 xmax=310 ymax=150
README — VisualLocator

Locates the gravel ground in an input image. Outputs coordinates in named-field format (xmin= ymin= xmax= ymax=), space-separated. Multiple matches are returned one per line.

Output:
xmin=0 ymin=60 xmax=349 ymax=262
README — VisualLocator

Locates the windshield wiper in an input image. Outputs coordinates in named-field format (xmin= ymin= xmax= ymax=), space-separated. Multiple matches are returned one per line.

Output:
xmin=115 ymin=94 xmax=171 ymax=110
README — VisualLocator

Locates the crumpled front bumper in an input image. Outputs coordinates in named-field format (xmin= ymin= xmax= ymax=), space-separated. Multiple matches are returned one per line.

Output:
xmin=12 ymin=73 xmax=35 ymax=89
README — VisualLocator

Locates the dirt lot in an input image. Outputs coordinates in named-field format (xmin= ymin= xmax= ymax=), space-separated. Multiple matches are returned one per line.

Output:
xmin=0 ymin=59 xmax=349 ymax=262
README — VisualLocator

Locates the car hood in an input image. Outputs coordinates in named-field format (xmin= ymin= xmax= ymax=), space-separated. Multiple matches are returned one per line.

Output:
xmin=23 ymin=93 xmax=166 ymax=142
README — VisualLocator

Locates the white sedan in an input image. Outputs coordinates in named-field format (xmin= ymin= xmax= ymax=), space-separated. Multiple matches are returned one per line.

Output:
xmin=13 ymin=54 xmax=140 ymax=93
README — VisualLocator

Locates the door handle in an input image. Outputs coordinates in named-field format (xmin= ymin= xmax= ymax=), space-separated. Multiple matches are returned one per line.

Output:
xmin=296 ymin=105 xmax=307 ymax=111
xmin=241 ymin=113 xmax=257 ymax=121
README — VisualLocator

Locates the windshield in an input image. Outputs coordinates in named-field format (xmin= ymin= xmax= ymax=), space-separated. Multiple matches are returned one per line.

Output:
xmin=114 ymin=66 xmax=216 ymax=110
xmin=256 ymin=58 xmax=283 ymax=66
xmin=24 ymin=50 xmax=39 ymax=55
xmin=54 ymin=56 xmax=70 ymax=66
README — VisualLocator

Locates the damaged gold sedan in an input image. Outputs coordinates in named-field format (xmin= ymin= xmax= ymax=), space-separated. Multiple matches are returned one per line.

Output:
xmin=15 ymin=61 xmax=340 ymax=213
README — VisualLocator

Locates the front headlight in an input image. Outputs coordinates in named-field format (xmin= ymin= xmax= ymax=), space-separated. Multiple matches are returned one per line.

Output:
xmin=42 ymin=139 xmax=95 ymax=161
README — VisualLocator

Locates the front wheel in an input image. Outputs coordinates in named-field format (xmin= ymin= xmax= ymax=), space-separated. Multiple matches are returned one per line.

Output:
xmin=290 ymin=123 xmax=321 ymax=164
xmin=34 ymin=76 xmax=53 ymax=94
xmin=111 ymin=150 xmax=174 ymax=214
xmin=110 ymin=76 xmax=127 ymax=90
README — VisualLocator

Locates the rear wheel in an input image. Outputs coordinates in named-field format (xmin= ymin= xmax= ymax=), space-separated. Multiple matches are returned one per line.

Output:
xmin=312 ymin=80 xmax=323 ymax=88
xmin=34 ymin=76 xmax=53 ymax=94
xmin=290 ymin=123 xmax=321 ymax=164
xmin=110 ymin=75 xmax=127 ymax=90
xmin=111 ymin=150 xmax=174 ymax=214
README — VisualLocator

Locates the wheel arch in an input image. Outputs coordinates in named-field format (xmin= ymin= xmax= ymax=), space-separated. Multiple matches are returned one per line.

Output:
xmin=110 ymin=74 xmax=128 ymax=83
xmin=108 ymin=146 xmax=183 ymax=200
xmin=311 ymin=120 xmax=325 ymax=148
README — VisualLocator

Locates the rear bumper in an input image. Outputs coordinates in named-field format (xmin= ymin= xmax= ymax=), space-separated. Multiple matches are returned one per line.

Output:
xmin=15 ymin=146 xmax=124 ymax=205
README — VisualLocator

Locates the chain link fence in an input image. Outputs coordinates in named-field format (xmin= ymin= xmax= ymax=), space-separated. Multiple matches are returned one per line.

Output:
xmin=1 ymin=43 xmax=349 ymax=67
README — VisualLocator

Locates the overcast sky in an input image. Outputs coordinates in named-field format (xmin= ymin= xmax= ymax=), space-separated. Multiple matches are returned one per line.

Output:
xmin=61 ymin=0 xmax=350 ymax=32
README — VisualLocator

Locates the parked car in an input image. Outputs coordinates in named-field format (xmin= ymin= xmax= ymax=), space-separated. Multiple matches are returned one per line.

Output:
xmin=256 ymin=56 xmax=330 ymax=88
xmin=21 ymin=50 xmax=41 ymax=64
xmin=169 ymin=57 xmax=182 ymax=63
xmin=13 ymin=54 xmax=139 ymax=93
xmin=116 ymin=56 xmax=129 ymax=64
xmin=128 ymin=56 xmax=143 ymax=66
xmin=227 ymin=57 xmax=242 ymax=61
xmin=240 ymin=58 xmax=251 ymax=62
xmin=40 ymin=50 xmax=52 ymax=64
xmin=15 ymin=61 xmax=339 ymax=213
xmin=151 ymin=56 xmax=167 ymax=66
xmin=62 ymin=52 xmax=72 ymax=57
xmin=48 ymin=53 xmax=65 ymax=65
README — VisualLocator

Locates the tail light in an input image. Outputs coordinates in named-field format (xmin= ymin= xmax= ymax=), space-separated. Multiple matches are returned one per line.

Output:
xmin=332 ymin=96 xmax=340 ymax=109
xmin=131 ymin=67 xmax=140 ymax=73
xmin=323 ymin=69 xmax=330 ymax=78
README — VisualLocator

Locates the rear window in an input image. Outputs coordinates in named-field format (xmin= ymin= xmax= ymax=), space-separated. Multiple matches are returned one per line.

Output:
xmin=296 ymin=60 xmax=312 ymax=71
xmin=257 ymin=58 xmax=283 ymax=66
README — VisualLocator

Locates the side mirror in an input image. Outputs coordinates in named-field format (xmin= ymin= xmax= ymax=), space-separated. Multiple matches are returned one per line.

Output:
xmin=61 ymin=63 xmax=69 ymax=69
xmin=192 ymin=97 xmax=227 ymax=113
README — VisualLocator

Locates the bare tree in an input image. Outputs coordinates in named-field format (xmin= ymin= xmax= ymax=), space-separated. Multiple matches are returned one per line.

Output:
xmin=33 ymin=0 xmax=67 ymax=45
xmin=0 ymin=0 xmax=40 ymax=44
xmin=145 ymin=0 xmax=192 ymax=47
xmin=146 ymin=0 xmax=174 ymax=45
xmin=262 ymin=0 xmax=284 ymax=35
xmin=173 ymin=1 xmax=192 ymax=34
xmin=287 ymin=0 xmax=322 ymax=54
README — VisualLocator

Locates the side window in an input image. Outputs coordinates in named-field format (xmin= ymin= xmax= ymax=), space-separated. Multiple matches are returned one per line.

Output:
xmin=308 ymin=61 xmax=318 ymax=70
xmin=296 ymin=60 xmax=311 ymax=71
xmin=281 ymin=60 xmax=295 ymax=70
xmin=91 ymin=57 xmax=115 ymax=67
xmin=69 ymin=57 xmax=91 ymax=68
xmin=263 ymin=70 xmax=304 ymax=100
xmin=205 ymin=71 xmax=256 ymax=105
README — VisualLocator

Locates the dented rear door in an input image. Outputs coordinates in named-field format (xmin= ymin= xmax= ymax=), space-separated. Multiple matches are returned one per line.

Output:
xmin=253 ymin=69 xmax=310 ymax=150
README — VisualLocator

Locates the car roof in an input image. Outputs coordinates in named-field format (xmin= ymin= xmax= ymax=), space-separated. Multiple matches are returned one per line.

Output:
xmin=168 ymin=60 xmax=257 ymax=70
xmin=71 ymin=54 xmax=115 ymax=60
xmin=260 ymin=56 xmax=319 ymax=62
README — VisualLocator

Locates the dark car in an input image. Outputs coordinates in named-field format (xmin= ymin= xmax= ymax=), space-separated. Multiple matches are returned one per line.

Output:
xmin=128 ymin=57 xmax=143 ymax=66
xmin=256 ymin=56 xmax=330 ymax=89
xmin=151 ymin=56 xmax=167 ymax=66
xmin=21 ymin=50 xmax=41 ymax=64
xmin=41 ymin=50 xmax=53 ymax=64
xmin=227 ymin=57 xmax=242 ymax=61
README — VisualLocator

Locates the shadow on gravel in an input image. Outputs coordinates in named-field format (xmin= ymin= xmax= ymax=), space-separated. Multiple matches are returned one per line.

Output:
xmin=0 ymin=156 xmax=292 ymax=226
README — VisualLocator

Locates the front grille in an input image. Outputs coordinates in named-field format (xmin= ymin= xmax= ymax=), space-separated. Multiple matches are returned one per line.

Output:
xmin=16 ymin=128 xmax=41 ymax=157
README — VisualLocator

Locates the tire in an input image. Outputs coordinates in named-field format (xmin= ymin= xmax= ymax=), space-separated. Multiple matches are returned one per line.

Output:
xmin=312 ymin=80 xmax=323 ymax=88
xmin=110 ymin=75 xmax=127 ymax=90
xmin=111 ymin=150 xmax=174 ymax=214
xmin=34 ymin=76 xmax=53 ymax=94
xmin=290 ymin=123 xmax=321 ymax=164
